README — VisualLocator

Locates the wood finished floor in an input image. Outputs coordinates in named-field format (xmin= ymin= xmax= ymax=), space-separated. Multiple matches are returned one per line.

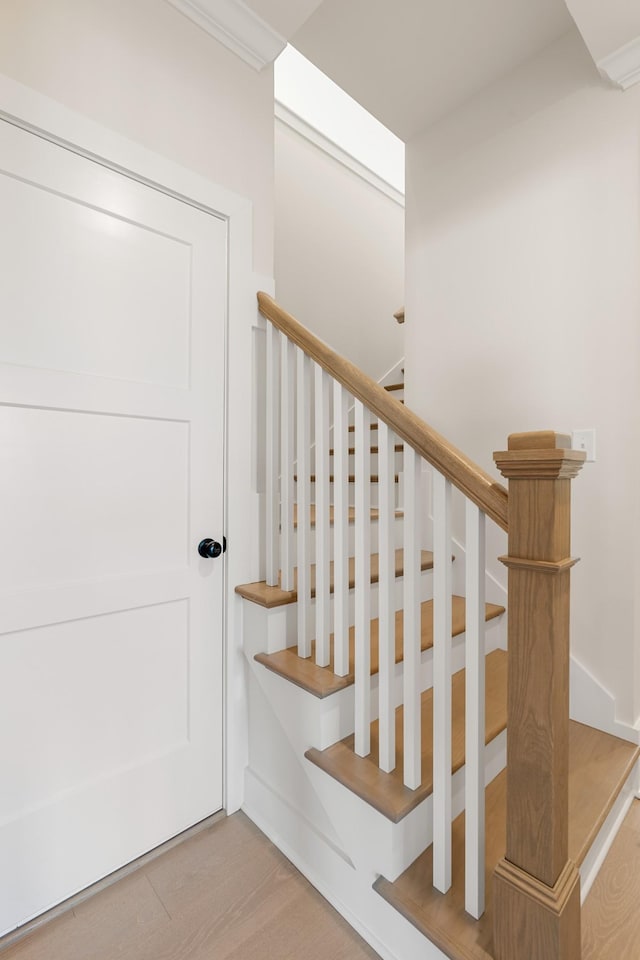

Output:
xmin=582 ymin=797 xmax=640 ymax=960
xmin=0 ymin=813 xmax=381 ymax=960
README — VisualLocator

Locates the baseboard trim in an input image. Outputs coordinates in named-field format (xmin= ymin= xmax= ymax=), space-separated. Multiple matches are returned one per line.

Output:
xmin=570 ymin=655 xmax=639 ymax=744
xmin=242 ymin=767 xmax=448 ymax=960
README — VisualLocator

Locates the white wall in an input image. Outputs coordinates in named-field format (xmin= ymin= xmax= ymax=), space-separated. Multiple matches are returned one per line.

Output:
xmin=404 ymin=30 xmax=640 ymax=727
xmin=0 ymin=0 xmax=275 ymax=274
xmin=275 ymin=117 xmax=404 ymax=380
xmin=275 ymin=45 xmax=404 ymax=194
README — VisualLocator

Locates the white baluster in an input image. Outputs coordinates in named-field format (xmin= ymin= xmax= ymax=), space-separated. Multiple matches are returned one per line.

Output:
xmin=403 ymin=446 xmax=421 ymax=789
xmin=280 ymin=334 xmax=295 ymax=592
xmin=465 ymin=501 xmax=486 ymax=919
xmin=333 ymin=381 xmax=349 ymax=677
xmin=265 ymin=322 xmax=280 ymax=587
xmin=296 ymin=348 xmax=311 ymax=658
xmin=314 ymin=364 xmax=331 ymax=667
xmin=433 ymin=469 xmax=453 ymax=893
xmin=354 ymin=400 xmax=371 ymax=757
xmin=378 ymin=422 xmax=396 ymax=772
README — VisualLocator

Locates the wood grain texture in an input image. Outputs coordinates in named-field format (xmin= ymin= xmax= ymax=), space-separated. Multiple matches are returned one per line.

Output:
xmin=236 ymin=550 xmax=435 ymax=609
xmin=294 ymin=474 xmax=399 ymax=483
xmin=374 ymin=724 xmax=638 ymax=960
xmin=293 ymin=504 xmax=383 ymax=528
xmin=493 ymin=858 xmax=581 ymax=960
xmin=258 ymin=293 xmax=508 ymax=531
xmin=306 ymin=650 xmax=507 ymax=823
xmin=494 ymin=434 xmax=586 ymax=895
xmin=507 ymin=431 xmax=571 ymax=451
xmin=255 ymin=596 xmax=505 ymax=699
xmin=329 ymin=444 xmax=404 ymax=455
xmin=348 ymin=422 xmax=380 ymax=433
xmin=1 ymin=813 xmax=380 ymax=960
xmin=582 ymin=798 xmax=640 ymax=960
xmin=504 ymin=567 xmax=571 ymax=885
xmin=566 ymin=723 xmax=639 ymax=867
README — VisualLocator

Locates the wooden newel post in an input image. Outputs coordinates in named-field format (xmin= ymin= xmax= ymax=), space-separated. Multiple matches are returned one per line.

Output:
xmin=492 ymin=431 xmax=586 ymax=960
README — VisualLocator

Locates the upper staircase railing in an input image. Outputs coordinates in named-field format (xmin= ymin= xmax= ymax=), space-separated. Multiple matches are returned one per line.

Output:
xmin=257 ymin=292 xmax=586 ymax=958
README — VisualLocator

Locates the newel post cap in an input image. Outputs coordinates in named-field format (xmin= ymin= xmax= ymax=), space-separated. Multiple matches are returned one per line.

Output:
xmin=493 ymin=431 xmax=586 ymax=481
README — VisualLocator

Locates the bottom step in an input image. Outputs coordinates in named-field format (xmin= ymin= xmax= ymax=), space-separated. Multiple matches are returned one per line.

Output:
xmin=374 ymin=722 xmax=639 ymax=960
xmin=582 ymin=797 xmax=640 ymax=959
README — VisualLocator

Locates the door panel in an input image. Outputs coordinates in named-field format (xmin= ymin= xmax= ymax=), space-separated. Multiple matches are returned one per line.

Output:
xmin=1 ymin=600 xmax=190 ymax=821
xmin=0 ymin=174 xmax=192 ymax=386
xmin=0 ymin=407 xmax=190 ymax=585
xmin=0 ymin=118 xmax=226 ymax=934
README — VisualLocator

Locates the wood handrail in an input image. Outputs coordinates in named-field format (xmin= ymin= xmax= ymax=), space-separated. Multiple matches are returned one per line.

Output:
xmin=258 ymin=292 xmax=508 ymax=531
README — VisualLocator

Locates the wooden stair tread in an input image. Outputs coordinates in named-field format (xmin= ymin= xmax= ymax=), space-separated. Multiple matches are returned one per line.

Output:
xmin=329 ymin=445 xmax=404 ymax=455
xmin=254 ymin=596 xmax=505 ymax=699
xmin=305 ymin=649 xmax=507 ymax=823
xmin=295 ymin=474 xmax=400 ymax=484
xmin=582 ymin=798 xmax=640 ymax=959
xmin=292 ymin=504 xmax=401 ymax=528
xmin=348 ymin=423 xmax=379 ymax=432
xmin=384 ymin=383 xmax=404 ymax=392
xmin=235 ymin=549 xmax=435 ymax=609
xmin=374 ymin=723 xmax=640 ymax=960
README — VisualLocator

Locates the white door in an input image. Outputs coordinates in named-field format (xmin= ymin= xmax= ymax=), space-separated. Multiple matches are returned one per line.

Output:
xmin=0 ymin=118 xmax=226 ymax=935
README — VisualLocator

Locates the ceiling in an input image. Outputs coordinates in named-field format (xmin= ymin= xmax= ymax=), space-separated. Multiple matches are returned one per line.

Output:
xmin=240 ymin=0 xmax=325 ymax=42
xmin=289 ymin=0 xmax=575 ymax=140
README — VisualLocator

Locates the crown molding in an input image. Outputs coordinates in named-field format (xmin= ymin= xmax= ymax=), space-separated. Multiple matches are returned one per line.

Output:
xmin=275 ymin=102 xmax=405 ymax=208
xmin=598 ymin=34 xmax=640 ymax=90
xmin=165 ymin=0 xmax=286 ymax=71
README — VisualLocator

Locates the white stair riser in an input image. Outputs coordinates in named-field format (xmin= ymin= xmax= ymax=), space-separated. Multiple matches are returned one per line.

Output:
xmin=289 ymin=514 xmax=409 ymax=561
xmin=302 ymin=479 xmax=399 ymax=510
xmin=305 ymin=731 xmax=506 ymax=881
xmin=243 ymin=568 xmax=436 ymax=654
xmin=245 ymin=616 xmax=505 ymax=751
xmin=326 ymin=450 xmax=405 ymax=473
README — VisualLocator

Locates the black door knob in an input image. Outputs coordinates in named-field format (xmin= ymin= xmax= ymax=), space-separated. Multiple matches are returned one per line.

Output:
xmin=198 ymin=537 xmax=226 ymax=559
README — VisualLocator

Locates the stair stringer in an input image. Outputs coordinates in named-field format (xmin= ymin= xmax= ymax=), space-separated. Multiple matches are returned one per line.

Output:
xmin=243 ymin=767 xmax=449 ymax=960
xmin=245 ymin=616 xmax=506 ymax=754
xmin=245 ymin=617 xmax=507 ymax=879
xmin=243 ymin=656 xmax=449 ymax=959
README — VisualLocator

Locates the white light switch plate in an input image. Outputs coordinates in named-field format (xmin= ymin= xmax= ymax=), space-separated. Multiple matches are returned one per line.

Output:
xmin=572 ymin=429 xmax=596 ymax=462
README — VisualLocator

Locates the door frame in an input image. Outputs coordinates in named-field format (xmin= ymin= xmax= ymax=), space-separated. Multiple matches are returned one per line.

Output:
xmin=0 ymin=71 xmax=260 ymax=817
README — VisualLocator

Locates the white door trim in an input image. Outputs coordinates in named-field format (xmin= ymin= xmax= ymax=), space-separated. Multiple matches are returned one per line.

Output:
xmin=0 ymin=72 xmax=259 ymax=817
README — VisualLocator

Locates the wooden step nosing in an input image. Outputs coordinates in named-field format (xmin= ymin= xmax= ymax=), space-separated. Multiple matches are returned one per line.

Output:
xmin=305 ymin=725 xmax=507 ymax=824
xmin=304 ymin=649 xmax=508 ymax=823
xmin=372 ymin=722 xmax=640 ymax=960
xmin=572 ymin=730 xmax=640 ymax=869
xmin=372 ymin=876 xmax=474 ymax=960
xmin=295 ymin=474 xmax=400 ymax=484
xmin=251 ymin=597 xmax=505 ymax=697
xmin=329 ymin=445 xmax=404 ymax=456
xmin=254 ymin=651 xmax=350 ymax=699
xmin=235 ymin=549 xmax=437 ymax=609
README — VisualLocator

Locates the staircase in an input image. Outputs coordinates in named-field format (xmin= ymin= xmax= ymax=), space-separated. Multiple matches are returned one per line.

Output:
xmin=236 ymin=294 xmax=640 ymax=960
